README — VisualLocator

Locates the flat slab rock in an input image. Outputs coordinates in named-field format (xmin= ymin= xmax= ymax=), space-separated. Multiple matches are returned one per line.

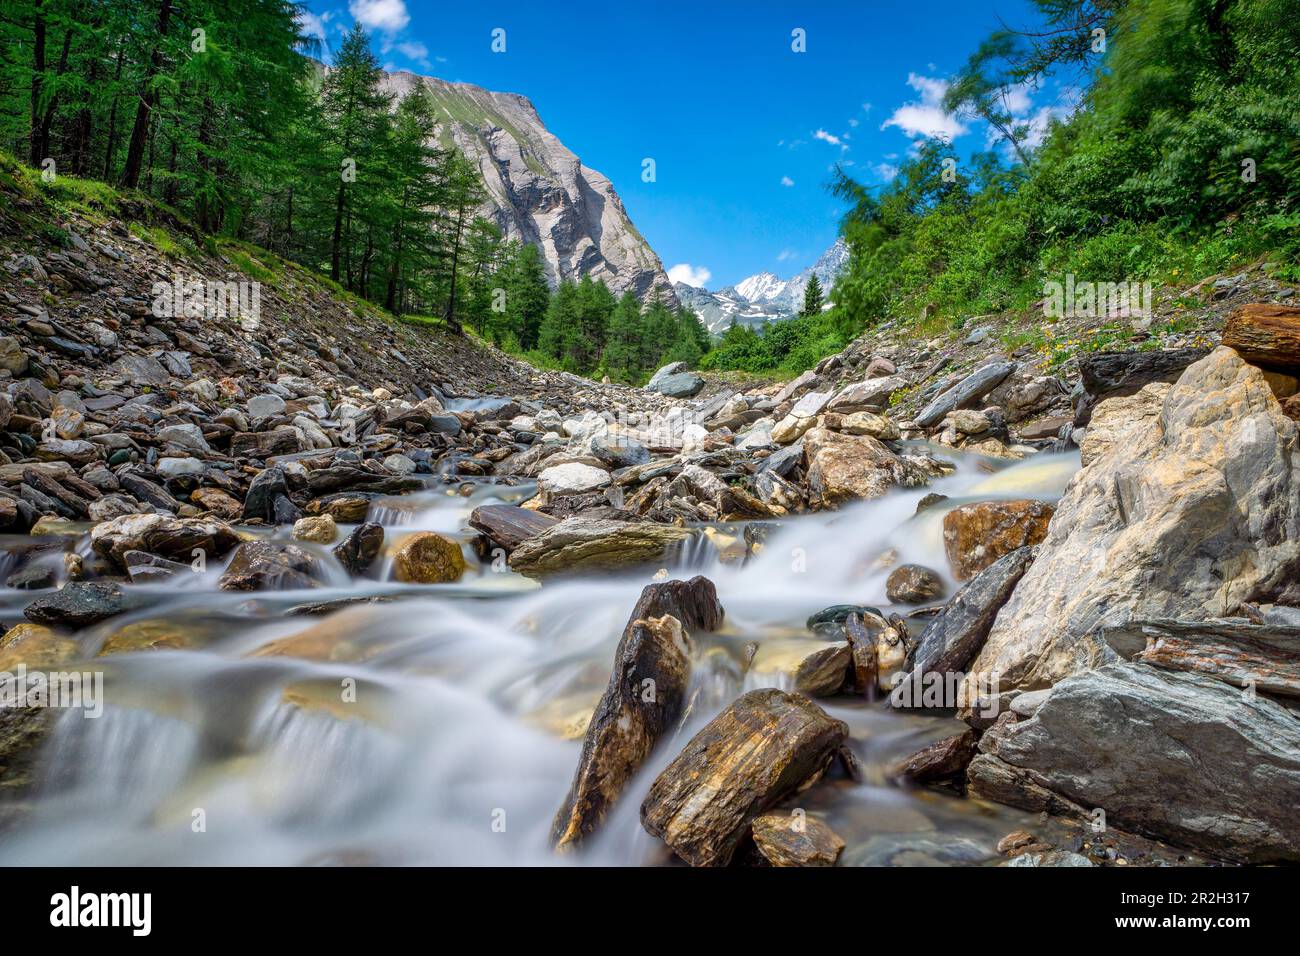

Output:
xmin=906 ymin=546 xmax=1036 ymax=684
xmin=1100 ymin=618 xmax=1300 ymax=699
xmin=640 ymin=688 xmax=848 ymax=866
xmin=468 ymin=504 xmax=558 ymax=552
xmin=507 ymin=516 xmax=694 ymax=577
xmin=968 ymin=661 xmax=1300 ymax=863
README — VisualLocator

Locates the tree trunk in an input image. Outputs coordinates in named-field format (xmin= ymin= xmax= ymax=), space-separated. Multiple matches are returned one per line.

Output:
xmin=329 ymin=182 xmax=345 ymax=282
xmin=101 ymin=41 xmax=126 ymax=179
xmin=443 ymin=204 xmax=466 ymax=333
xmin=28 ymin=0 xmax=46 ymax=167
xmin=33 ymin=24 xmax=72 ymax=167
xmin=121 ymin=0 xmax=173 ymax=189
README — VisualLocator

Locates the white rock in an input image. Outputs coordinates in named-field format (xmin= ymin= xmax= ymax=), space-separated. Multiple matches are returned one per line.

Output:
xmin=383 ymin=454 xmax=417 ymax=475
xmin=247 ymin=394 xmax=286 ymax=419
xmin=539 ymin=462 xmax=612 ymax=494
xmin=156 ymin=456 xmax=206 ymax=478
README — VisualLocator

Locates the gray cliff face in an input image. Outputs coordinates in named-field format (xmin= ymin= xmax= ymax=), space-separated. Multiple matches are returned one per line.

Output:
xmin=379 ymin=70 xmax=676 ymax=306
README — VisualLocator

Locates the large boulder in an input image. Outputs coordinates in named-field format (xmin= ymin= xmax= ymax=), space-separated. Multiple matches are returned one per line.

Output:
xmin=647 ymin=365 xmax=704 ymax=398
xmin=967 ymin=662 xmax=1300 ymax=863
xmin=966 ymin=347 xmax=1300 ymax=696
xmin=1079 ymin=382 xmax=1169 ymax=466
xmin=646 ymin=362 xmax=687 ymax=390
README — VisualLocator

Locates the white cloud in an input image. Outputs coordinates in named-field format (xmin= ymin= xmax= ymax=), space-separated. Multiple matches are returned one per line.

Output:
xmin=349 ymin=0 xmax=409 ymax=33
xmin=847 ymin=118 xmax=859 ymax=128
xmin=667 ymin=263 xmax=712 ymax=288
xmin=813 ymin=128 xmax=841 ymax=146
xmin=873 ymin=162 xmax=899 ymax=181
xmin=298 ymin=10 xmax=328 ymax=39
xmin=780 ymin=175 xmax=794 ymax=187
xmin=396 ymin=40 xmax=431 ymax=66
xmin=881 ymin=72 xmax=969 ymax=140
xmin=776 ymin=249 xmax=796 ymax=262
xmin=861 ymin=102 xmax=873 ymax=114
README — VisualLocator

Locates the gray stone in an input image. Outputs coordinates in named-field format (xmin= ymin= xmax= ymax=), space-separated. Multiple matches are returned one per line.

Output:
xmin=914 ymin=362 xmax=1016 ymax=428
xmin=247 ymin=393 xmax=287 ymax=419
xmin=650 ymin=372 xmax=705 ymax=398
xmin=969 ymin=662 xmax=1300 ymax=863
xmin=903 ymin=547 xmax=1035 ymax=686
xmin=826 ymin=375 xmax=908 ymax=414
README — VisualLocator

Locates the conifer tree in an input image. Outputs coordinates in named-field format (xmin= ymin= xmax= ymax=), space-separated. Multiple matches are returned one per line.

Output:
xmin=801 ymin=273 xmax=825 ymax=317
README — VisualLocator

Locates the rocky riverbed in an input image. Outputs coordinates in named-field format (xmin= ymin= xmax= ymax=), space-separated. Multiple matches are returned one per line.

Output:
xmin=1 ymin=189 xmax=1299 ymax=865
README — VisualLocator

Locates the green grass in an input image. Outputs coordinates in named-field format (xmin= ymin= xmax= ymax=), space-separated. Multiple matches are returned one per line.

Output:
xmin=216 ymin=239 xmax=280 ymax=285
xmin=129 ymin=222 xmax=192 ymax=260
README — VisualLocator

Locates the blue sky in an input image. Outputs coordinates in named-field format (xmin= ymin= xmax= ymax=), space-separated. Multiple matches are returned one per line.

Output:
xmin=300 ymin=1 xmax=1074 ymax=289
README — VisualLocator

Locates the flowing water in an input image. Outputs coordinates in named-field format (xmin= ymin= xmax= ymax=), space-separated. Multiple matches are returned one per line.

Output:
xmin=0 ymin=447 xmax=1079 ymax=866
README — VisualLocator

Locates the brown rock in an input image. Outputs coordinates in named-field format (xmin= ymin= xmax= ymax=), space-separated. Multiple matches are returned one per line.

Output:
xmin=1016 ymin=415 xmax=1072 ymax=441
xmin=550 ymin=577 xmax=725 ymax=851
xmin=90 ymin=513 xmax=240 ymax=569
xmin=885 ymin=564 xmax=945 ymax=604
xmin=942 ymin=500 xmax=1054 ymax=580
xmin=468 ymin=504 xmax=558 ymax=552
xmin=305 ymin=492 xmax=380 ymax=523
xmin=508 ymin=517 xmax=693 ymax=577
xmin=550 ymin=615 xmax=693 ymax=852
xmin=391 ymin=531 xmax=466 ymax=583
xmin=230 ymin=427 xmax=300 ymax=459
xmin=190 ymin=487 xmax=243 ymax=519
xmin=803 ymin=427 xmax=939 ymax=509
xmin=890 ymin=729 xmax=979 ymax=783
xmin=751 ymin=813 xmax=845 ymax=866
xmin=640 ymin=689 xmax=848 ymax=866
xmin=218 ymin=540 xmax=324 ymax=591
xmin=1100 ymin=618 xmax=1300 ymax=699
xmin=1222 ymin=303 xmax=1300 ymax=373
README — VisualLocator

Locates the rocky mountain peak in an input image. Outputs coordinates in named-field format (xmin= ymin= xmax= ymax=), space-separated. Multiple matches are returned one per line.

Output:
xmin=378 ymin=69 xmax=677 ymax=307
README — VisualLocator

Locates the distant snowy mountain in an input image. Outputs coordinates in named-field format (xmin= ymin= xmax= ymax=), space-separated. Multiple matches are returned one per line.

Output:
xmin=733 ymin=272 xmax=788 ymax=303
xmin=679 ymin=238 xmax=850 ymax=335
